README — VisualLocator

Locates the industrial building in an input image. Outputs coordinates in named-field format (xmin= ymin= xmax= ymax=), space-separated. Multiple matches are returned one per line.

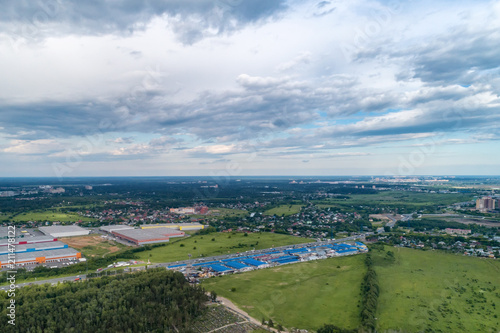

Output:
xmin=0 ymin=240 xmax=69 ymax=255
xmin=112 ymin=228 xmax=185 ymax=245
xmin=0 ymin=226 xmax=23 ymax=239
xmin=0 ymin=248 xmax=81 ymax=268
xmin=169 ymin=242 xmax=366 ymax=276
xmin=99 ymin=225 xmax=135 ymax=233
xmin=39 ymin=225 xmax=90 ymax=238
xmin=0 ymin=235 xmax=57 ymax=247
xmin=140 ymin=223 xmax=204 ymax=231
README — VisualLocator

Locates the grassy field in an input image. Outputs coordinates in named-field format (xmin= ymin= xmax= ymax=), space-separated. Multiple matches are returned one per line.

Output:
xmin=202 ymin=255 xmax=366 ymax=331
xmin=8 ymin=210 xmax=95 ymax=222
xmin=59 ymin=235 xmax=128 ymax=258
xmin=187 ymin=208 xmax=249 ymax=220
xmin=132 ymin=232 xmax=314 ymax=263
xmin=208 ymin=208 xmax=249 ymax=218
xmin=314 ymin=191 xmax=473 ymax=210
xmin=263 ymin=204 xmax=303 ymax=217
xmin=201 ymin=246 xmax=500 ymax=332
xmin=373 ymin=246 xmax=500 ymax=333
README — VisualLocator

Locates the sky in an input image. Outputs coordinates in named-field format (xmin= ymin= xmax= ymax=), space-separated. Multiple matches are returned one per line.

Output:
xmin=0 ymin=0 xmax=499 ymax=177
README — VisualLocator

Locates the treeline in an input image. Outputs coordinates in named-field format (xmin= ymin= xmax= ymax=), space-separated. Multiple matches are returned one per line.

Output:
xmin=317 ymin=253 xmax=380 ymax=333
xmin=0 ymin=196 xmax=110 ymax=215
xmin=396 ymin=219 xmax=495 ymax=234
xmin=360 ymin=254 xmax=379 ymax=332
xmin=0 ymin=268 xmax=208 ymax=332
xmin=397 ymin=218 xmax=467 ymax=231
xmin=316 ymin=324 xmax=357 ymax=333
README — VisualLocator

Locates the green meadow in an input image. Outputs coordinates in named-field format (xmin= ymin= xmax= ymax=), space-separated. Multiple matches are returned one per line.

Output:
xmin=373 ymin=246 xmax=500 ymax=333
xmin=9 ymin=210 xmax=95 ymax=223
xmin=203 ymin=255 xmax=366 ymax=331
xmin=263 ymin=204 xmax=303 ymax=217
xmin=202 ymin=246 xmax=500 ymax=332
xmin=133 ymin=232 xmax=314 ymax=263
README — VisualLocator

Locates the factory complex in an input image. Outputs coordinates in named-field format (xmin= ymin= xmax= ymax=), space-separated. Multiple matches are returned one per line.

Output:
xmin=39 ymin=225 xmax=90 ymax=238
xmin=0 ymin=225 xmax=95 ymax=268
xmin=0 ymin=236 xmax=82 ymax=268
xmin=99 ymin=223 xmax=203 ymax=245
xmin=0 ymin=226 xmax=24 ymax=239
xmin=168 ymin=242 xmax=368 ymax=278
xmin=111 ymin=228 xmax=184 ymax=245
xmin=140 ymin=223 xmax=204 ymax=231
xmin=0 ymin=235 xmax=56 ymax=247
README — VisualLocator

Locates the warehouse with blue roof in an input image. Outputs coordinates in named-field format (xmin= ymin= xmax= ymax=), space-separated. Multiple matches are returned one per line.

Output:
xmin=241 ymin=258 xmax=268 ymax=267
xmin=224 ymin=261 xmax=251 ymax=271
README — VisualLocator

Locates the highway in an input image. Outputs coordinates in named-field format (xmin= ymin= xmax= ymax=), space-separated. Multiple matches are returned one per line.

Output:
xmin=0 ymin=274 xmax=87 ymax=291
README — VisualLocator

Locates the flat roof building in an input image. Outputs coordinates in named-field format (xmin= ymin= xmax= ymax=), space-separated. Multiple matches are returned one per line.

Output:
xmin=0 ymin=241 xmax=69 ymax=255
xmin=99 ymin=225 xmax=135 ymax=233
xmin=0 ymin=226 xmax=23 ymax=239
xmin=0 ymin=248 xmax=81 ymax=268
xmin=39 ymin=225 xmax=90 ymax=238
xmin=140 ymin=223 xmax=204 ymax=231
xmin=112 ymin=228 xmax=185 ymax=246
xmin=0 ymin=235 xmax=57 ymax=247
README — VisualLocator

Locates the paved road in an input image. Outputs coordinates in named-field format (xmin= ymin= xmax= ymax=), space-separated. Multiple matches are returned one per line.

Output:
xmin=386 ymin=215 xmax=397 ymax=228
xmin=0 ymin=274 xmax=86 ymax=291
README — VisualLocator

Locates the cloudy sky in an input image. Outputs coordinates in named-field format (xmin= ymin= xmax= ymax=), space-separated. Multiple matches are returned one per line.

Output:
xmin=0 ymin=0 xmax=499 ymax=177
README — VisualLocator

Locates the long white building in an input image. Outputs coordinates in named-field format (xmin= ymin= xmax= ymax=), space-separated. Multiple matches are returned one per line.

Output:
xmin=39 ymin=225 xmax=90 ymax=238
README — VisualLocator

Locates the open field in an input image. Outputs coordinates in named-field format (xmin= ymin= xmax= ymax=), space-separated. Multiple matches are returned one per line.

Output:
xmin=315 ymin=191 xmax=474 ymax=210
xmin=202 ymin=255 xmax=366 ymax=331
xmin=263 ymin=204 xmax=303 ymax=217
xmin=208 ymin=208 xmax=249 ymax=218
xmin=201 ymin=246 xmax=500 ymax=332
xmin=373 ymin=246 xmax=500 ymax=333
xmin=8 ymin=210 xmax=96 ymax=223
xmin=452 ymin=218 xmax=500 ymax=227
xmin=188 ymin=208 xmax=249 ymax=219
xmin=425 ymin=216 xmax=500 ymax=227
xmin=131 ymin=232 xmax=314 ymax=263
xmin=59 ymin=235 xmax=127 ymax=258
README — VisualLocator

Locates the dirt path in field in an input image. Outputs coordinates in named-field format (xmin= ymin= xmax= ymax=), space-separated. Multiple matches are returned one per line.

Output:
xmin=206 ymin=321 xmax=247 ymax=333
xmin=216 ymin=296 xmax=279 ymax=332
xmin=59 ymin=235 xmax=103 ymax=248
xmin=485 ymin=258 xmax=500 ymax=272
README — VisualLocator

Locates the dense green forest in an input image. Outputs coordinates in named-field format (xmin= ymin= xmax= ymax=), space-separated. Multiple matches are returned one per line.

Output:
xmin=396 ymin=218 xmax=492 ymax=233
xmin=0 ymin=269 xmax=208 ymax=332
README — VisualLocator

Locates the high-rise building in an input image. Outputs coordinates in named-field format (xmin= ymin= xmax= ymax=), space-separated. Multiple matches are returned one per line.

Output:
xmin=476 ymin=197 xmax=496 ymax=211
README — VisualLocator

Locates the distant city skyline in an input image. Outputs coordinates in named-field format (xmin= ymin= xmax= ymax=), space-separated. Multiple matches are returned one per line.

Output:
xmin=0 ymin=0 xmax=499 ymax=177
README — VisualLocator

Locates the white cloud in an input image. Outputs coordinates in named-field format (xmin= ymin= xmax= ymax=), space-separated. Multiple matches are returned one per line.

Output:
xmin=2 ymin=139 xmax=64 ymax=154
xmin=0 ymin=0 xmax=499 ymax=175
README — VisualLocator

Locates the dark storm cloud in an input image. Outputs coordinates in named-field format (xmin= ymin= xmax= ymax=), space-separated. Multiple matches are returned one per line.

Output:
xmin=1 ymin=0 xmax=287 ymax=44
xmin=3 ymin=67 xmax=497 ymax=148
xmin=414 ymin=37 xmax=500 ymax=84
xmin=0 ymin=73 xmax=366 ymax=142
xmin=0 ymin=102 xmax=112 ymax=139
xmin=397 ymin=29 xmax=500 ymax=85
